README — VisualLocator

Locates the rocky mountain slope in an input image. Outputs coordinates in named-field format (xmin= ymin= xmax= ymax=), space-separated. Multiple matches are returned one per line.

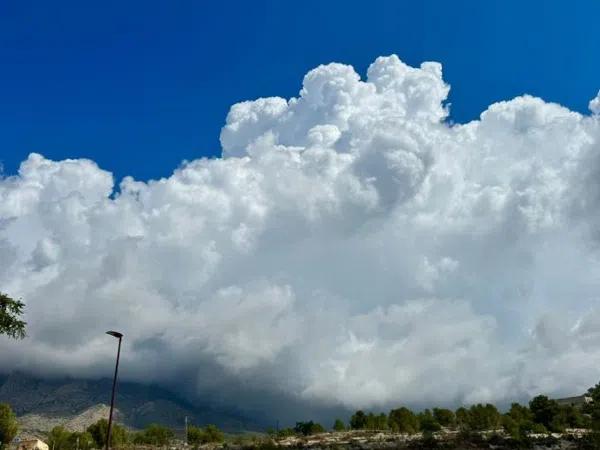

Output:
xmin=17 ymin=404 xmax=117 ymax=439
xmin=0 ymin=372 xmax=262 ymax=435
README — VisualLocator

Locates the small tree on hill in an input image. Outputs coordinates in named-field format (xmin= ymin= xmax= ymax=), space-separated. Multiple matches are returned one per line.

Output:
xmin=86 ymin=418 xmax=128 ymax=449
xmin=333 ymin=419 xmax=346 ymax=432
xmin=69 ymin=432 xmax=94 ymax=450
xmin=294 ymin=421 xmax=325 ymax=436
xmin=529 ymin=395 xmax=560 ymax=430
xmin=48 ymin=426 xmax=72 ymax=450
xmin=133 ymin=424 xmax=174 ymax=446
xmin=0 ymin=403 xmax=18 ymax=450
xmin=455 ymin=407 xmax=469 ymax=430
xmin=388 ymin=407 xmax=419 ymax=434
xmin=432 ymin=408 xmax=455 ymax=427
xmin=350 ymin=410 xmax=367 ymax=429
xmin=417 ymin=409 xmax=441 ymax=432
xmin=187 ymin=424 xmax=224 ymax=445
xmin=0 ymin=293 xmax=26 ymax=340
xmin=469 ymin=404 xmax=501 ymax=431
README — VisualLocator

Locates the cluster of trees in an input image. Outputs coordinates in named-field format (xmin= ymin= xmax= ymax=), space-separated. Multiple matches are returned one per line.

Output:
xmin=334 ymin=394 xmax=594 ymax=439
xmin=47 ymin=420 xmax=225 ymax=449
xmin=47 ymin=420 xmax=224 ymax=449
xmin=0 ymin=402 xmax=224 ymax=450
xmin=187 ymin=424 xmax=225 ymax=445
xmin=261 ymin=382 xmax=600 ymax=442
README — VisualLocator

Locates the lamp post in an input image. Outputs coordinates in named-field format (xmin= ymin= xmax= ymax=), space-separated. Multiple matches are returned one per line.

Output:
xmin=105 ymin=331 xmax=123 ymax=450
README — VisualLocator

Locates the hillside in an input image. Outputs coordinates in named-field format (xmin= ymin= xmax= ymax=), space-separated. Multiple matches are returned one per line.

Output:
xmin=0 ymin=372 xmax=262 ymax=435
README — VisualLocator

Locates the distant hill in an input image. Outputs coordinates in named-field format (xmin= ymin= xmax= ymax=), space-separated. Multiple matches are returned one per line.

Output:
xmin=0 ymin=372 xmax=262 ymax=436
xmin=16 ymin=404 xmax=116 ymax=439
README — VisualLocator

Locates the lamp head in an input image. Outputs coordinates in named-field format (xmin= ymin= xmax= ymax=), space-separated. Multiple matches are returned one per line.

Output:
xmin=106 ymin=331 xmax=123 ymax=339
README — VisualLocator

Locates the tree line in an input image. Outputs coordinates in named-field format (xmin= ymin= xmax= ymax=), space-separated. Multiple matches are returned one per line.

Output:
xmin=271 ymin=382 xmax=600 ymax=443
xmin=0 ymin=410 xmax=224 ymax=450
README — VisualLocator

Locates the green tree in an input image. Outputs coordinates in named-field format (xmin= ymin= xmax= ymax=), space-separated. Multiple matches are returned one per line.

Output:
xmin=294 ymin=421 xmax=324 ymax=436
xmin=502 ymin=403 xmax=536 ymax=440
xmin=133 ymin=424 xmax=174 ymax=446
xmin=187 ymin=425 xmax=204 ymax=445
xmin=48 ymin=426 xmax=72 ymax=450
xmin=417 ymin=409 xmax=441 ymax=432
xmin=364 ymin=413 xmax=387 ymax=430
xmin=86 ymin=418 xmax=128 ymax=449
xmin=350 ymin=410 xmax=367 ymax=430
xmin=529 ymin=395 xmax=560 ymax=430
xmin=0 ymin=293 xmax=26 ymax=339
xmin=69 ymin=432 xmax=95 ymax=450
xmin=187 ymin=424 xmax=224 ymax=444
xmin=501 ymin=415 xmax=520 ymax=439
xmin=466 ymin=404 xmax=501 ymax=431
xmin=432 ymin=408 xmax=455 ymax=428
xmin=333 ymin=419 xmax=346 ymax=432
xmin=587 ymin=382 xmax=600 ymax=404
xmin=507 ymin=403 xmax=533 ymax=423
xmin=455 ymin=407 xmax=469 ymax=430
xmin=0 ymin=403 xmax=18 ymax=450
xmin=388 ymin=407 xmax=419 ymax=434
xmin=203 ymin=425 xmax=224 ymax=443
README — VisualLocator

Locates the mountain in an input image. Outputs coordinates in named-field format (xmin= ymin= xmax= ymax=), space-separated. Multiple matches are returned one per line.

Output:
xmin=0 ymin=372 xmax=263 ymax=435
xmin=16 ymin=404 xmax=115 ymax=439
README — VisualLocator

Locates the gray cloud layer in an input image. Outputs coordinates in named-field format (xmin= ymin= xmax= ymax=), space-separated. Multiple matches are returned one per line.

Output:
xmin=2 ymin=55 xmax=600 ymax=416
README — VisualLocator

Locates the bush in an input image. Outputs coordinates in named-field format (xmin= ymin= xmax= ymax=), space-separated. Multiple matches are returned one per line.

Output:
xmin=187 ymin=424 xmax=224 ymax=444
xmin=133 ymin=424 xmax=174 ymax=446
xmin=294 ymin=421 xmax=325 ymax=436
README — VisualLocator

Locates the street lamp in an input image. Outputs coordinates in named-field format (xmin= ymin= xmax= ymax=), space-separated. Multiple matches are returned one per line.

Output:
xmin=105 ymin=331 xmax=123 ymax=450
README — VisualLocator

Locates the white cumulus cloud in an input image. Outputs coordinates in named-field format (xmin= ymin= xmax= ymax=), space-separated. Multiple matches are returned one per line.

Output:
xmin=2 ymin=55 xmax=600 ymax=416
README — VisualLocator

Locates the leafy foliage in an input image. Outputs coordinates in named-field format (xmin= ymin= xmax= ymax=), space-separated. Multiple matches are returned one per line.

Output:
xmin=464 ymin=404 xmax=501 ymax=431
xmin=432 ymin=408 xmax=455 ymax=427
xmin=47 ymin=427 xmax=95 ymax=450
xmin=0 ymin=403 xmax=18 ymax=450
xmin=132 ymin=423 xmax=174 ymax=446
xmin=350 ymin=410 xmax=367 ymax=430
xmin=388 ymin=407 xmax=419 ymax=434
xmin=86 ymin=418 xmax=128 ymax=449
xmin=0 ymin=293 xmax=26 ymax=340
xmin=332 ymin=419 xmax=346 ymax=432
xmin=417 ymin=409 xmax=441 ymax=432
xmin=529 ymin=395 xmax=560 ymax=430
xmin=294 ymin=421 xmax=325 ymax=435
xmin=187 ymin=424 xmax=224 ymax=444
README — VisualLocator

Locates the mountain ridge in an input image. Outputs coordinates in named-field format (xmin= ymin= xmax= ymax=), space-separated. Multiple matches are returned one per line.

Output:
xmin=0 ymin=372 xmax=263 ymax=434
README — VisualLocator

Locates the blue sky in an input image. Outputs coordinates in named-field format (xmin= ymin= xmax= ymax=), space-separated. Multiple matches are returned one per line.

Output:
xmin=1 ymin=0 xmax=598 ymax=182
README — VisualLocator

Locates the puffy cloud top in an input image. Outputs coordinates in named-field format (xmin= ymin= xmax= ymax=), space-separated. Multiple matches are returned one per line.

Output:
xmin=2 ymin=55 xmax=600 ymax=416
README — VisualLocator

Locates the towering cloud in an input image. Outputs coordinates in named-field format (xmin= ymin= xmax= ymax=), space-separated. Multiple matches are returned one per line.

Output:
xmin=2 ymin=55 xmax=600 ymax=415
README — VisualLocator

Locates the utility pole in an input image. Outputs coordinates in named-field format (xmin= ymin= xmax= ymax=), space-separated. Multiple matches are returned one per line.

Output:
xmin=185 ymin=416 xmax=189 ymax=446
